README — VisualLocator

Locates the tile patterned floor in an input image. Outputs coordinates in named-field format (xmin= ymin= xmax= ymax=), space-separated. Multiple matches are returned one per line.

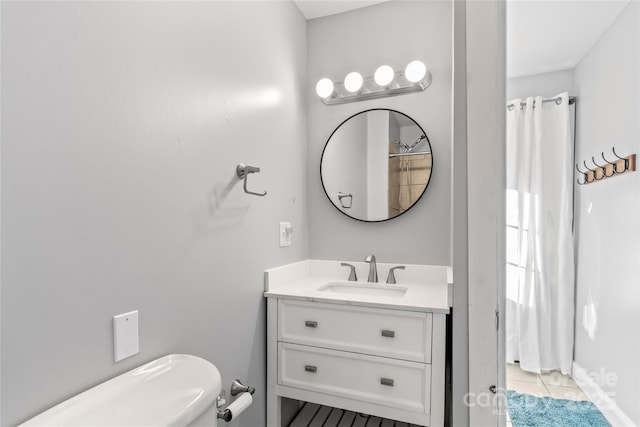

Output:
xmin=506 ymin=363 xmax=591 ymax=426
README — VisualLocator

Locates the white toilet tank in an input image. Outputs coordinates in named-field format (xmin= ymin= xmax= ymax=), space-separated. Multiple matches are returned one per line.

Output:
xmin=19 ymin=354 xmax=221 ymax=427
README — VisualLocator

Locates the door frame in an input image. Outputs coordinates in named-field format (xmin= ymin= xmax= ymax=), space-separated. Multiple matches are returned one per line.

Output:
xmin=452 ymin=1 xmax=506 ymax=425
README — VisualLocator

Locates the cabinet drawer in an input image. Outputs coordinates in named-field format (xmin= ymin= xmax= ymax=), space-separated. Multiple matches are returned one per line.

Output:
xmin=278 ymin=299 xmax=432 ymax=362
xmin=279 ymin=342 xmax=430 ymax=413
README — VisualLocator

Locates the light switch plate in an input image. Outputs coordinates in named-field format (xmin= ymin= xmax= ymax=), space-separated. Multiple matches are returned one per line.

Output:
xmin=279 ymin=222 xmax=292 ymax=247
xmin=113 ymin=310 xmax=139 ymax=362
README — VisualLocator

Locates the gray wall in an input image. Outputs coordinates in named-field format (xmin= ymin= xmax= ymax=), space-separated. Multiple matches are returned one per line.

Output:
xmin=0 ymin=2 xmax=307 ymax=425
xmin=307 ymin=1 xmax=453 ymax=265
xmin=507 ymin=69 xmax=574 ymax=100
xmin=573 ymin=2 xmax=639 ymax=423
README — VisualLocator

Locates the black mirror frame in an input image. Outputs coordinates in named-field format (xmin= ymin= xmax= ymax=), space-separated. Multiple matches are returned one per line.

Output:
xmin=319 ymin=108 xmax=434 ymax=223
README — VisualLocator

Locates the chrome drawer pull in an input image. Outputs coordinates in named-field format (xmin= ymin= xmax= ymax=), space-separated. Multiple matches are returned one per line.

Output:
xmin=380 ymin=378 xmax=394 ymax=387
xmin=381 ymin=329 xmax=395 ymax=338
xmin=304 ymin=365 xmax=317 ymax=373
xmin=305 ymin=321 xmax=318 ymax=328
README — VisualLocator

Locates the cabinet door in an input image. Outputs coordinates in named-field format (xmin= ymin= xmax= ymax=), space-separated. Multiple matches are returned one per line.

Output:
xmin=278 ymin=300 xmax=432 ymax=363
xmin=279 ymin=342 xmax=430 ymax=413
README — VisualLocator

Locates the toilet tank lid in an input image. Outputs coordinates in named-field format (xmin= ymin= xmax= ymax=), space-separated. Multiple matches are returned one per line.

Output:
xmin=19 ymin=354 xmax=222 ymax=427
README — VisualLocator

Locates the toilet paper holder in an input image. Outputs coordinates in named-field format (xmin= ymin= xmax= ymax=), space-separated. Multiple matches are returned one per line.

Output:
xmin=230 ymin=379 xmax=255 ymax=396
xmin=217 ymin=379 xmax=255 ymax=422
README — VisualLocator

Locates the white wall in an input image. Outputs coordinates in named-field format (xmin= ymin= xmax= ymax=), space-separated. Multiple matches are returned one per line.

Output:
xmin=0 ymin=2 xmax=307 ymax=425
xmin=507 ymin=69 xmax=574 ymax=100
xmin=573 ymin=2 xmax=640 ymax=424
xmin=307 ymin=0 xmax=452 ymax=264
xmin=366 ymin=110 xmax=389 ymax=221
xmin=321 ymin=113 xmax=368 ymax=218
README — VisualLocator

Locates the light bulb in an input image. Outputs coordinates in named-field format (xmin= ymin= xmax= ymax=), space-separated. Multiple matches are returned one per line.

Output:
xmin=315 ymin=78 xmax=334 ymax=98
xmin=344 ymin=72 xmax=363 ymax=93
xmin=374 ymin=65 xmax=395 ymax=86
xmin=405 ymin=60 xmax=427 ymax=83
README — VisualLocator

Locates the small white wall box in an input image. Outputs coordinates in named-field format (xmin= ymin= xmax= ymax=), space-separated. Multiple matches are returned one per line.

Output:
xmin=279 ymin=222 xmax=293 ymax=247
xmin=113 ymin=310 xmax=139 ymax=362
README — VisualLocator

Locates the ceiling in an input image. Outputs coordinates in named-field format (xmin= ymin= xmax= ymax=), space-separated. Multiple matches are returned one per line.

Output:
xmin=292 ymin=0 xmax=390 ymax=20
xmin=507 ymin=0 xmax=630 ymax=78
xmin=292 ymin=0 xmax=631 ymax=79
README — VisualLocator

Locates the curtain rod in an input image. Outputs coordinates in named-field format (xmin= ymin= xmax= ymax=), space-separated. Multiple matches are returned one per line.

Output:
xmin=507 ymin=95 xmax=576 ymax=111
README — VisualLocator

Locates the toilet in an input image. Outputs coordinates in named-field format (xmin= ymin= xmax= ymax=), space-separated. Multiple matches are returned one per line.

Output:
xmin=18 ymin=354 xmax=221 ymax=427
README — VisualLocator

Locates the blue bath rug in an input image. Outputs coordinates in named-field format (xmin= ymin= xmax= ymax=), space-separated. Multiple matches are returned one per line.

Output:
xmin=507 ymin=390 xmax=611 ymax=427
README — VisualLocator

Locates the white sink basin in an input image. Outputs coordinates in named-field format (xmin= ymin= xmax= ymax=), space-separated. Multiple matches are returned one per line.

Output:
xmin=318 ymin=282 xmax=408 ymax=297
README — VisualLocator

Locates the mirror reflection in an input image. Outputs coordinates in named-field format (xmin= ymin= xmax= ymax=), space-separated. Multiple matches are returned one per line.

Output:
xmin=320 ymin=109 xmax=433 ymax=222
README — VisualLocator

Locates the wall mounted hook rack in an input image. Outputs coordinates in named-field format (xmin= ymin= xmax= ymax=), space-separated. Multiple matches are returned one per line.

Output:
xmin=575 ymin=147 xmax=636 ymax=185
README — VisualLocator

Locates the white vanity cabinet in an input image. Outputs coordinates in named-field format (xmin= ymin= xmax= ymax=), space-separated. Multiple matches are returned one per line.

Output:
xmin=266 ymin=298 xmax=447 ymax=427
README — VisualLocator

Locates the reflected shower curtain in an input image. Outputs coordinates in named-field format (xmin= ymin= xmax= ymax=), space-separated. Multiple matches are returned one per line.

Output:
xmin=506 ymin=93 xmax=575 ymax=375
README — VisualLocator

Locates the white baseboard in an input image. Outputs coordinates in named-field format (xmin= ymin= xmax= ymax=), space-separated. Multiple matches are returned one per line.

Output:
xmin=572 ymin=361 xmax=636 ymax=427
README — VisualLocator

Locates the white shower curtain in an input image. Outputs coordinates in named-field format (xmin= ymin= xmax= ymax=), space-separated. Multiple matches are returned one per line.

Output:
xmin=505 ymin=92 xmax=575 ymax=375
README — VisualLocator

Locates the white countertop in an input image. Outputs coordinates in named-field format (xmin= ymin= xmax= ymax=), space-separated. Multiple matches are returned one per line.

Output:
xmin=264 ymin=260 xmax=451 ymax=314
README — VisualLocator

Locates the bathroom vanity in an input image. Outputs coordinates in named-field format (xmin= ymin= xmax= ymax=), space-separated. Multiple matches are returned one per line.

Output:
xmin=264 ymin=260 xmax=451 ymax=427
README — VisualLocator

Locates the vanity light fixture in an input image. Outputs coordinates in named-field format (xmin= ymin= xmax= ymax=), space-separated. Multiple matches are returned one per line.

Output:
xmin=405 ymin=60 xmax=427 ymax=83
xmin=316 ymin=60 xmax=431 ymax=105
xmin=374 ymin=65 xmax=395 ymax=87
xmin=343 ymin=71 xmax=364 ymax=93
xmin=315 ymin=78 xmax=334 ymax=98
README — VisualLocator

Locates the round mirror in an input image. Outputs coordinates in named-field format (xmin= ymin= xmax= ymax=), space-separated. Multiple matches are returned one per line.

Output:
xmin=320 ymin=109 xmax=433 ymax=222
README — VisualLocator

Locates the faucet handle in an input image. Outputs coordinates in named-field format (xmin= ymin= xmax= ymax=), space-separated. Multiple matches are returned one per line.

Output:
xmin=340 ymin=263 xmax=358 ymax=281
xmin=386 ymin=266 xmax=405 ymax=284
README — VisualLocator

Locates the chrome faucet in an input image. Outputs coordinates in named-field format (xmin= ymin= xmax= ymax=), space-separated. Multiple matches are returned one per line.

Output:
xmin=364 ymin=255 xmax=378 ymax=283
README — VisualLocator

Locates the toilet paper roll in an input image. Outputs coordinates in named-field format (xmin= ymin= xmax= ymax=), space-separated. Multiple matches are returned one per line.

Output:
xmin=227 ymin=392 xmax=252 ymax=419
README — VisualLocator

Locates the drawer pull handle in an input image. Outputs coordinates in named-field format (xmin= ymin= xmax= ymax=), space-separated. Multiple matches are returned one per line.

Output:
xmin=305 ymin=321 xmax=318 ymax=328
xmin=380 ymin=378 xmax=394 ymax=387
xmin=304 ymin=365 xmax=317 ymax=373
xmin=381 ymin=330 xmax=395 ymax=338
